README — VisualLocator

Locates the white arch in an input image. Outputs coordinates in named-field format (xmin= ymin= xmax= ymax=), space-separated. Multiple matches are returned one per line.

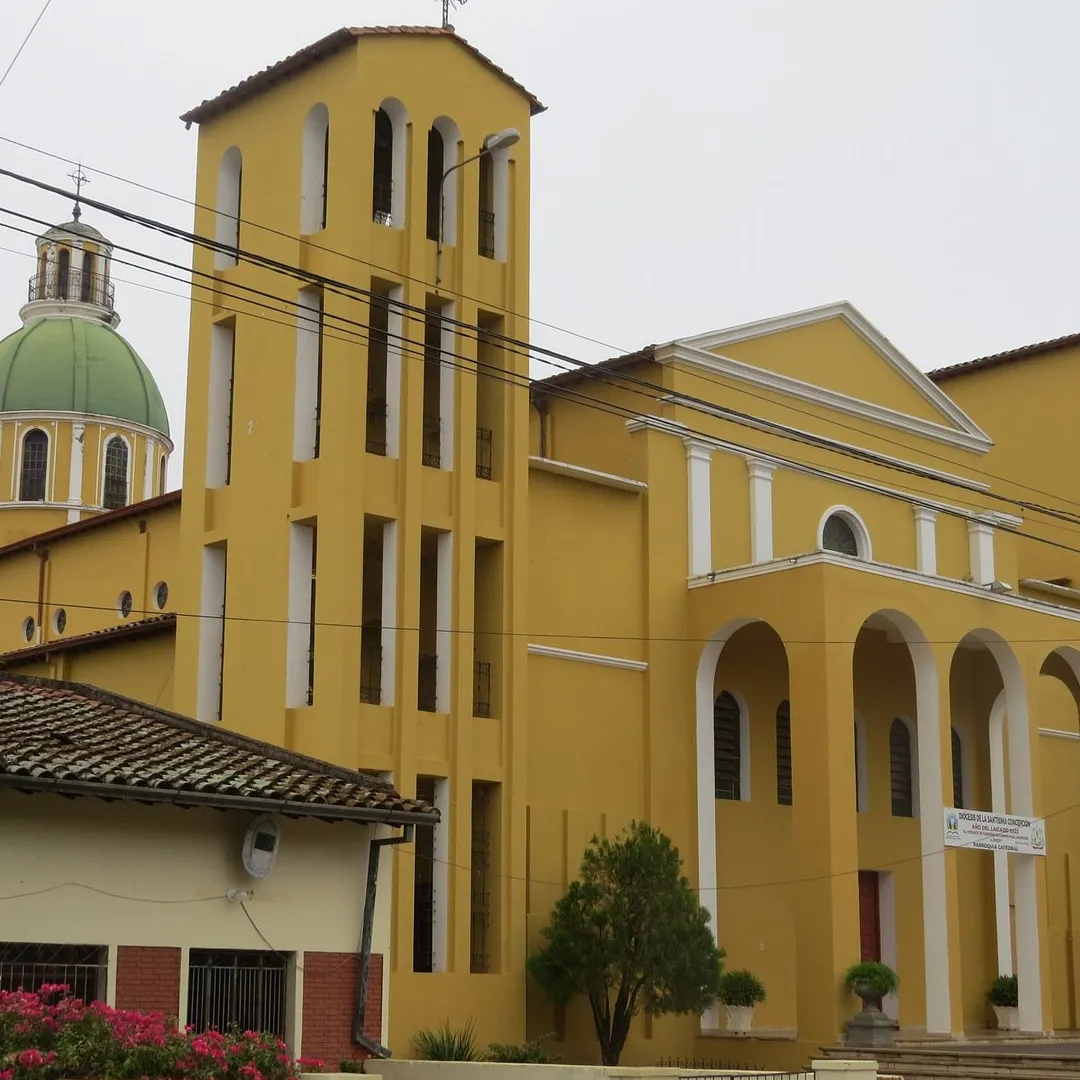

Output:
xmin=377 ymin=98 xmax=409 ymax=229
xmin=215 ymin=146 xmax=243 ymax=269
xmin=854 ymin=711 xmax=869 ymax=813
xmin=300 ymin=103 xmax=330 ymax=234
xmin=431 ymin=116 xmax=461 ymax=245
xmin=818 ymin=504 xmax=873 ymax=561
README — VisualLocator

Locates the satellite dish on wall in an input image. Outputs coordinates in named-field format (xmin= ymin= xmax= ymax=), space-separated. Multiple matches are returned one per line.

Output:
xmin=242 ymin=816 xmax=280 ymax=879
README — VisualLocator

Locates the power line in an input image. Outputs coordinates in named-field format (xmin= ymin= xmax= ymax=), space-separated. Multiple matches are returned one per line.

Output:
xmin=0 ymin=0 xmax=54 ymax=92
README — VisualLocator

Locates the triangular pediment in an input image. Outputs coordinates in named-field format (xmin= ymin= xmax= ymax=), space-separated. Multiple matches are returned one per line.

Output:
xmin=662 ymin=302 xmax=991 ymax=453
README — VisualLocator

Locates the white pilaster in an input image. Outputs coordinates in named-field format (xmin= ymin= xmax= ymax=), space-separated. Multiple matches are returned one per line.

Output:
xmin=747 ymin=457 xmax=775 ymax=563
xmin=385 ymin=286 xmax=404 ymax=459
xmin=684 ymin=439 xmax=712 ymax=577
xmin=914 ymin=506 xmax=938 ymax=575
xmin=285 ymin=524 xmax=315 ymax=708
xmin=67 ymin=422 xmax=85 ymax=523
xmin=968 ymin=519 xmax=995 ymax=585
xmin=197 ymin=545 xmax=227 ymax=723
xmin=989 ymin=695 xmax=1013 ymax=975
xmin=142 ymin=437 xmax=155 ymax=501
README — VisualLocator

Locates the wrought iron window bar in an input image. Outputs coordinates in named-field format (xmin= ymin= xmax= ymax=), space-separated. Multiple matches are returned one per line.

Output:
xmin=27 ymin=270 xmax=116 ymax=310
xmin=422 ymin=414 xmax=441 ymax=468
xmin=473 ymin=660 xmax=492 ymax=718
xmin=478 ymin=210 xmax=496 ymax=259
xmin=360 ymin=635 xmax=382 ymax=705
xmin=418 ymin=653 xmax=438 ymax=712
xmin=186 ymin=949 xmax=287 ymax=1039
xmin=0 ymin=943 xmax=107 ymax=1001
xmin=366 ymin=397 xmax=388 ymax=456
xmin=476 ymin=427 xmax=493 ymax=480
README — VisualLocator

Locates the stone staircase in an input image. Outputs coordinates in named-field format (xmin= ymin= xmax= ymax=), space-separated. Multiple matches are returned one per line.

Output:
xmin=823 ymin=1044 xmax=1080 ymax=1080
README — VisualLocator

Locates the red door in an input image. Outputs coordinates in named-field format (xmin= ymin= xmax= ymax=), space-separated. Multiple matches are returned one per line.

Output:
xmin=858 ymin=871 xmax=881 ymax=962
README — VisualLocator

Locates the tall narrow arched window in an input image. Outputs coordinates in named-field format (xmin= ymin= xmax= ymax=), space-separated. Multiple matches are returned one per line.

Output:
xmin=776 ymin=699 xmax=792 ymax=805
xmin=372 ymin=108 xmax=394 ymax=225
xmin=159 ymin=454 xmax=167 ymax=494
xmin=889 ymin=718 xmax=914 ymax=818
xmin=103 ymin=437 xmax=129 ymax=510
xmin=19 ymin=429 xmax=48 ymax=501
xmin=81 ymin=250 xmax=95 ymax=302
xmin=36 ymin=248 xmax=48 ymax=294
xmin=478 ymin=152 xmax=495 ymax=258
xmin=854 ymin=716 xmax=868 ymax=813
xmin=57 ymin=249 xmax=70 ymax=298
xmin=713 ymin=690 xmax=742 ymax=801
xmin=426 ymin=125 xmax=445 ymax=242
xmin=951 ymin=727 xmax=964 ymax=809
xmin=215 ymin=146 xmax=243 ymax=269
xmin=300 ymin=104 xmax=330 ymax=234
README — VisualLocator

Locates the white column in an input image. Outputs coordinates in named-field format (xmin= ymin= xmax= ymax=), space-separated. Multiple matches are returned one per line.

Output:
xmin=197 ymin=545 xmax=227 ymax=723
xmin=747 ymin=457 xmax=775 ymax=563
xmin=968 ymin=519 xmax=995 ymax=585
xmin=914 ymin=506 xmax=938 ymax=575
xmin=67 ymin=422 xmax=85 ymax=523
xmin=142 ymin=437 xmax=155 ymax=502
xmin=380 ymin=521 xmax=398 ymax=707
xmin=439 ymin=303 xmax=456 ymax=471
xmin=989 ymin=694 xmax=1013 ymax=975
xmin=684 ymin=438 xmax=712 ymax=577
xmin=385 ymin=286 xmax=404 ymax=459
xmin=435 ymin=532 xmax=453 ymax=712
xmin=285 ymin=524 xmax=315 ymax=708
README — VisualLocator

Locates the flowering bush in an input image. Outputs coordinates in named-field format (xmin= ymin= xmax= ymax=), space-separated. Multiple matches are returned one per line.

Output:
xmin=0 ymin=985 xmax=324 ymax=1080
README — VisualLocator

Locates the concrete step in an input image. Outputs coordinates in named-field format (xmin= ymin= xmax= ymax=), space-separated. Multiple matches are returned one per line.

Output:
xmin=824 ymin=1046 xmax=1080 ymax=1080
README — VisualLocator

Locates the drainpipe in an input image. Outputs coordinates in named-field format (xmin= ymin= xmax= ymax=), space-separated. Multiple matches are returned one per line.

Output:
xmin=353 ymin=823 xmax=414 ymax=1056
xmin=36 ymin=548 xmax=48 ymax=644
xmin=531 ymin=391 xmax=550 ymax=458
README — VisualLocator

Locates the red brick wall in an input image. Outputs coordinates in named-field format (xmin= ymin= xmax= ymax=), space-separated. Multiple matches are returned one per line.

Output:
xmin=114 ymin=946 xmax=181 ymax=1018
xmin=301 ymin=953 xmax=382 ymax=1066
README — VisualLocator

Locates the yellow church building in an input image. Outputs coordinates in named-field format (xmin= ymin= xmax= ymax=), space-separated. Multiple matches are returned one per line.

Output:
xmin=0 ymin=21 xmax=1079 ymax=1070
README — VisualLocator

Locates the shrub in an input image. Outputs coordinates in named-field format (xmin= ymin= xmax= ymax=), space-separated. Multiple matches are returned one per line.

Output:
xmin=412 ymin=1020 xmax=480 ymax=1061
xmin=988 ymin=974 xmax=1018 ymax=1008
xmin=843 ymin=961 xmax=899 ymax=1007
xmin=338 ymin=1061 xmax=363 ymax=1074
xmin=0 ymin=983 xmax=321 ymax=1080
xmin=716 ymin=970 xmax=766 ymax=1008
xmin=486 ymin=1035 xmax=560 ymax=1064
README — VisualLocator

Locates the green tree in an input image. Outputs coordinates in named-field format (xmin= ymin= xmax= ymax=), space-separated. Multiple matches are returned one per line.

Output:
xmin=527 ymin=821 xmax=724 ymax=1065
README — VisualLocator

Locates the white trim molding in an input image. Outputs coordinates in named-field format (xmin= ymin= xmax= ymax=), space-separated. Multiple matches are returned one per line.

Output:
xmin=528 ymin=455 xmax=646 ymax=492
xmin=684 ymin=438 xmax=713 ymax=577
xmin=913 ymin=506 xmax=938 ymax=576
xmin=968 ymin=519 xmax=996 ymax=586
xmin=1 ymin=410 xmax=174 ymax=452
xmin=526 ymin=643 xmax=648 ymax=672
xmin=747 ymin=457 xmax=775 ymax=563
xmin=664 ymin=300 xmax=992 ymax=453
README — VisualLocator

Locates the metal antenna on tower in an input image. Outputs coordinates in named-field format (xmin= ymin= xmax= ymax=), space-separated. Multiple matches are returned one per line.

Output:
xmin=441 ymin=0 xmax=466 ymax=29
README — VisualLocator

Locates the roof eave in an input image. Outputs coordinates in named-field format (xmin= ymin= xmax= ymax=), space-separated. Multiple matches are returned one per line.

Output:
xmin=0 ymin=773 xmax=439 ymax=828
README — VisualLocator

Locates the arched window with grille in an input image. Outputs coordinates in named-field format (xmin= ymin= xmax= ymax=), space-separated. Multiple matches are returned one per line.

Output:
xmin=820 ymin=507 xmax=871 ymax=560
xmin=57 ymin=249 xmax=70 ymax=298
xmin=776 ymin=699 xmax=792 ymax=805
xmin=951 ymin=727 xmax=964 ymax=809
xmin=103 ymin=437 xmax=129 ymax=510
xmin=19 ymin=429 xmax=48 ymax=501
xmin=81 ymin=250 xmax=95 ymax=302
xmin=372 ymin=100 xmax=407 ymax=229
xmin=890 ymin=718 xmax=914 ymax=818
xmin=159 ymin=454 xmax=167 ymax=494
xmin=478 ymin=152 xmax=495 ymax=258
xmin=713 ymin=690 xmax=742 ymax=801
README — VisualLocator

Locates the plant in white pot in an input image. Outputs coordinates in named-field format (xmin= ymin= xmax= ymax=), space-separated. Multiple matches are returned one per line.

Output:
xmin=988 ymin=974 xmax=1019 ymax=1030
xmin=716 ymin=969 xmax=766 ymax=1033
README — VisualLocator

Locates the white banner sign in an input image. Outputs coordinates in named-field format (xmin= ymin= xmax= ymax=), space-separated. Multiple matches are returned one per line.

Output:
xmin=943 ymin=808 xmax=1047 ymax=856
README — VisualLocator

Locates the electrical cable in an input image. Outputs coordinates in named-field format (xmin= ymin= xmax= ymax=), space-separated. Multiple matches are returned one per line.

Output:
xmin=0 ymin=0 xmax=54 ymax=92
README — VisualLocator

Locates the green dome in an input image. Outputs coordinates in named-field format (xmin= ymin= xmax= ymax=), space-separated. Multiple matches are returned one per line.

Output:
xmin=0 ymin=317 xmax=169 ymax=437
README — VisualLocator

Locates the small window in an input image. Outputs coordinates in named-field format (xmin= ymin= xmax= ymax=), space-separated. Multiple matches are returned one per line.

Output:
xmin=890 ymin=718 xmax=914 ymax=818
xmin=426 ymin=125 xmax=445 ymax=242
xmin=118 ymin=591 xmax=133 ymax=619
xmin=0 ymin=943 xmax=107 ymax=1000
xmin=823 ymin=513 xmax=859 ymax=556
xmin=776 ymin=699 xmax=792 ymax=806
xmin=187 ymin=950 xmax=287 ymax=1037
xmin=103 ymin=436 xmax=129 ymax=510
xmin=158 ymin=454 xmax=167 ymax=493
xmin=19 ymin=429 xmax=48 ymax=501
xmin=53 ymin=609 xmax=66 ymax=635
xmin=478 ymin=153 xmax=495 ymax=258
xmin=154 ymin=581 xmax=169 ymax=611
xmin=372 ymin=108 xmax=394 ymax=225
xmin=951 ymin=727 xmax=964 ymax=809
xmin=57 ymin=249 xmax=70 ymax=297
xmin=80 ymin=250 xmax=95 ymax=302
xmin=22 ymin=616 xmax=35 ymax=643
xmin=713 ymin=690 xmax=742 ymax=800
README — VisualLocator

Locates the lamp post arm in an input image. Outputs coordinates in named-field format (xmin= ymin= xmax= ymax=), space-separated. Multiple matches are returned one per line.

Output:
xmin=436 ymin=148 xmax=489 ymax=288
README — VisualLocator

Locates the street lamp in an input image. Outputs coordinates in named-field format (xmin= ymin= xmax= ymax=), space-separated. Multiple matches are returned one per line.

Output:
xmin=436 ymin=127 xmax=520 ymax=286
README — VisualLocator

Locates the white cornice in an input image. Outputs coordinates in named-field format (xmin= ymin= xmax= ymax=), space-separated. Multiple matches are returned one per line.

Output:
xmin=527 ymin=643 xmax=648 ymax=672
xmin=657 ymin=300 xmax=992 ymax=453
xmin=1 ymin=411 xmax=174 ymax=451
xmin=528 ymin=456 xmax=646 ymax=492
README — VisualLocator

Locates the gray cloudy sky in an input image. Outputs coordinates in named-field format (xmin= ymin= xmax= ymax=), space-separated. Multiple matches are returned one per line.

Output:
xmin=1 ymin=0 xmax=1078 ymax=482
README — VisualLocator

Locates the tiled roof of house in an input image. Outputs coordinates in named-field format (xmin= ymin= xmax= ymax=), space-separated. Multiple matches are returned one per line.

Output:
xmin=531 ymin=347 xmax=659 ymax=391
xmin=928 ymin=331 xmax=1080 ymax=382
xmin=0 ymin=490 xmax=181 ymax=560
xmin=0 ymin=675 xmax=436 ymax=825
xmin=0 ymin=614 xmax=176 ymax=666
xmin=180 ymin=26 xmax=545 ymax=126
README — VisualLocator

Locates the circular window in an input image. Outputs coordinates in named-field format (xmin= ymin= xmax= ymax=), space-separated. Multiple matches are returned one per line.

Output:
xmin=118 ymin=591 xmax=133 ymax=619
xmin=22 ymin=616 xmax=35 ymax=642
xmin=822 ymin=513 xmax=860 ymax=557
xmin=154 ymin=581 xmax=169 ymax=611
xmin=53 ymin=609 xmax=67 ymax=635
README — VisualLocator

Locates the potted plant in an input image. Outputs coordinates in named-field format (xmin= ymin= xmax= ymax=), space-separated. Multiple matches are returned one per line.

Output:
xmin=988 ymin=974 xmax=1019 ymax=1030
xmin=716 ymin=969 xmax=766 ymax=1033
xmin=842 ymin=961 xmax=899 ymax=1048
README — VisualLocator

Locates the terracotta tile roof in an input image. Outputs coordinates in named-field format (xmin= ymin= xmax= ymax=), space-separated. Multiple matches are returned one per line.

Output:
xmin=928 ymin=332 xmax=1080 ymax=382
xmin=180 ymin=26 xmax=545 ymax=126
xmin=0 ymin=491 xmax=181 ymax=561
xmin=0 ymin=614 xmax=176 ymax=667
xmin=0 ymin=675 xmax=437 ymax=825
xmin=531 ymin=346 xmax=658 ymax=392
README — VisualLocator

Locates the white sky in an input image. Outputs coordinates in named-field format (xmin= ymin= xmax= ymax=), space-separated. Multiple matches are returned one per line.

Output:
xmin=1 ymin=0 xmax=1078 ymax=482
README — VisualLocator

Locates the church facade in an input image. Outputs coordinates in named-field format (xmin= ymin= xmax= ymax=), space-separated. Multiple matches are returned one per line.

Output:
xmin=0 ymin=23 xmax=1078 ymax=1070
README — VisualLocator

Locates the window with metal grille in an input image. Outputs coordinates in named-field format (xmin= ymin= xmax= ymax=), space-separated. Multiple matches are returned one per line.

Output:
xmin=470 ymin=782 xmax=496 ymax=973
xmin=19 ymin=429 xmax=48 ymax=501
xmin=478 ymin=155 xmax=495 ymax=259
xmin=372 ymin=108 xmax=394 ymax=225
xmin=103 ymin=437 xmax=129 ymax=509
xmin=186 ymin=949 xmax=287 ymax=1037
xmin=80 ymin=251 xmax=95 ymax=302
xmin=426 ymin=125 xmax=445 ymax=242
xmin=0 ymin=943 xmax=106 ymax=1001
xmin=413 ymin=776 xmax=436 ymax=972
xmin=951 ymin=727 xmax=964 ymax=809
xmin=776 ymin=699 xmax=792 ymax=806
xmin=713 ymin=691 xmax=741 ymax=800
xmin=823 ymin=513 xmax=859 ymax=556
xmin=890 ymin=718 xmax=914 ymax=818
xmin=58 ymin=249 xmax=70 ymax=297
xmin=359 ymin=620 xmax=382 ymax=704
xmin=476 ymin=427 xmax=493 ymax=480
